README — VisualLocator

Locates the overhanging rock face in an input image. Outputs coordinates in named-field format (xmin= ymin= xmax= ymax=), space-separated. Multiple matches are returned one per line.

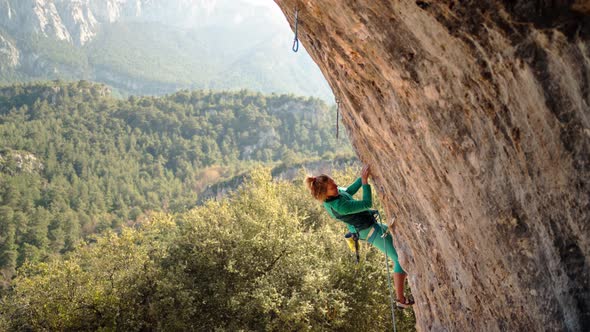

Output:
xmin=275 ymin=1 xmax=589 ymax=330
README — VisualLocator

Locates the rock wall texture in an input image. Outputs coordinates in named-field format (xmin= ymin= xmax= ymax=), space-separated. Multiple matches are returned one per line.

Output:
xmin=275 ymin=1 xmax=589 ymax=331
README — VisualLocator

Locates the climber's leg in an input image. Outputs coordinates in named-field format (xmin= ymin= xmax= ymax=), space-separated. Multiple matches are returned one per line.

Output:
xmin=364 ymin=223 xmax=409 ymax=302
xmin=367 ymin=224 xmax=405 ymax=272
xmin=394 ymin=272 xmax=407 ymax=303
xmin=361 ymin=223 xmax=414 ymax=308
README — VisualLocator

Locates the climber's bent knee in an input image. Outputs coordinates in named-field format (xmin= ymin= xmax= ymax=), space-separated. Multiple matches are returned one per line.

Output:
xmin=359 ymin=223 xmax=406 ymax=274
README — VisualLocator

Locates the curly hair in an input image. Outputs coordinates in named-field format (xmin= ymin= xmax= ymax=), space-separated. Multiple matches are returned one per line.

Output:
xmin=305 ymin=174 xmax=332 ymax=201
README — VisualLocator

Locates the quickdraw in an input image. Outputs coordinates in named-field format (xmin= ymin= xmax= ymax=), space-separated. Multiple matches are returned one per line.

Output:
xmin=292 ymin=9 xmax=299 ymax=52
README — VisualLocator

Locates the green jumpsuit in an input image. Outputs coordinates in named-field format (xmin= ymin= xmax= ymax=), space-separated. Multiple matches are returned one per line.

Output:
xmin=323 ymin=178 xmax=405 ymax=273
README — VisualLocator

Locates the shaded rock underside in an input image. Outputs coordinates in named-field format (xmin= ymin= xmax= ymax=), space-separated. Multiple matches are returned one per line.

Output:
xmin=275 ymin=0 xmax=590 ymax=330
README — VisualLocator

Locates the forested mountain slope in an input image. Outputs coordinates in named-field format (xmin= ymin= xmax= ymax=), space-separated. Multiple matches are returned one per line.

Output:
xmin=0 ymin=81 xmax=351 ymax=283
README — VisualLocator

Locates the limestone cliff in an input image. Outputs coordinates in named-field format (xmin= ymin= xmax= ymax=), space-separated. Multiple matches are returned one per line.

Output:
xmin=274 ymin=1 xmax=589 ymax=331
xmin=0 ymin=0 xmax=142 ymax=45
xmin=1 ymin=0 xmax=73 ymax=44
xmin=0 ymin=32 xmax=19 ymax=70
xmin=54 ymin=0 xmax=98 ymax=46
xmin=89 ymin=0 xmax=142 ymax=23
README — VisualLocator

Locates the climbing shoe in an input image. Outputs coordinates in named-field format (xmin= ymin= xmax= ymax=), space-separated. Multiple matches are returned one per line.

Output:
xmin=396 ymin=298 xmax=415 ymax=309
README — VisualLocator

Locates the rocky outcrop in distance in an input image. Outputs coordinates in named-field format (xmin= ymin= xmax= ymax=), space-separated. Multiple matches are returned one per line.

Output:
xmin=275 ymin=0 xmax=589 ymax=331
xmin=0 ymin=32 xmax=19 ymax=69
xmin=0 ymin=0 xmax=140 ymax=46
xmin=0 ymin=0 xmax=255 ymax=46
xmin=2 ymin=0 xmax=73 ymax=44
xmin=0 ymin=149 xmax=44 ymax=175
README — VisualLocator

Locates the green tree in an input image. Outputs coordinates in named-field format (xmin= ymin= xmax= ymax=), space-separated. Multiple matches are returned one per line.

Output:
xmin=0 ymin=207 xmax=17 ymax=282
xmin=1 ymin=168 xmax=415 ymax=331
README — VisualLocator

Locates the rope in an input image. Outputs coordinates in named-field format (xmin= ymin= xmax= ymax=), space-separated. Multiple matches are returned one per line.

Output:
xmin=292 ymin=9 xmax=299 ymax=52
xmin=376 ymin=211 xmax=397 ymax=332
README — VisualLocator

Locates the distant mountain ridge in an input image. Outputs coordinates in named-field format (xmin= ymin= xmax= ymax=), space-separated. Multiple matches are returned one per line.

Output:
xmin=0 ymin=0 xmax=333 ymax=100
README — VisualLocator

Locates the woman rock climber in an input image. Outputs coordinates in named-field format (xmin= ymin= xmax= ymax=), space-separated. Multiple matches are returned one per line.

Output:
xmin=305 ymin=165 xmax=414 ymax=308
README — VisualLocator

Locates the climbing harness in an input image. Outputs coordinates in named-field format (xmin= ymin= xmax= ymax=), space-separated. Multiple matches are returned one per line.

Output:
xmin=292 ymin=9 xmax=299 ymax=52
xmin=335 ymin=98 xmax=340 ymax=139
xmin=376 ymin=211 xmax=398 ymax=332
xmin=329 ymin=206 xmax=375 ymax=231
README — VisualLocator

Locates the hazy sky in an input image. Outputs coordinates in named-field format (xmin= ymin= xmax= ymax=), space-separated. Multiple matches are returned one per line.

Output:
xmin=242 ymin=0 xmax=281 ymax=9
xmin=240 ymin=0 xmax=286 ymax=24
